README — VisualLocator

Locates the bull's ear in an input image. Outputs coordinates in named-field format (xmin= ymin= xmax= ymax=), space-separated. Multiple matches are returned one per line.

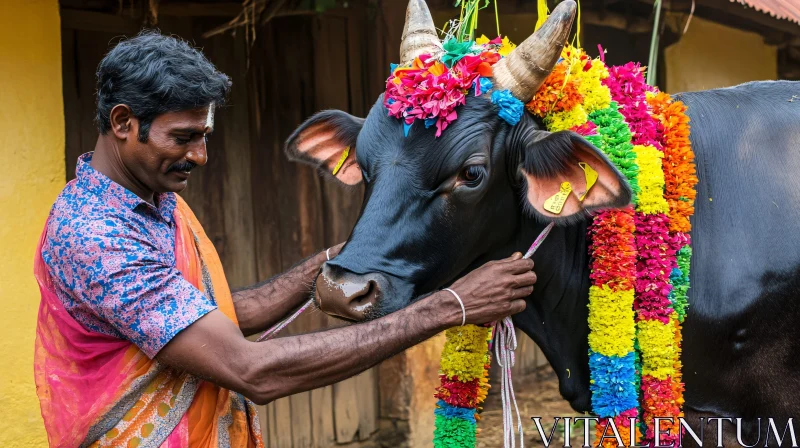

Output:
xmin=285 ymin=110 xmax=365 ymax=185
xmin=518 ymin=129 xmax=631 ymax=222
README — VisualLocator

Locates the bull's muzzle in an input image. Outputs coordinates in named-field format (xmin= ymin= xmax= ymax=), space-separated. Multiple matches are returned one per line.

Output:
xmin=315 ymin=264 xmax=382 ymax=321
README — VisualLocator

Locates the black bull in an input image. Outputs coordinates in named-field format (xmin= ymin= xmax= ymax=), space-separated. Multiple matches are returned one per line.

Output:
xmin=286 ymin=80 xmax=800 ymax=443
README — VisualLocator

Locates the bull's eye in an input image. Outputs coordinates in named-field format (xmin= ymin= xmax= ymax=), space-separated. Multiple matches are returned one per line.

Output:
xmin=459 ymin=165 xmax=486 ymax=186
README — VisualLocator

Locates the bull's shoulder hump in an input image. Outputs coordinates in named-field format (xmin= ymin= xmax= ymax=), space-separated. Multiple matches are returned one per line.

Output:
xmin=672 ymin=80 xmax=800 ymax=104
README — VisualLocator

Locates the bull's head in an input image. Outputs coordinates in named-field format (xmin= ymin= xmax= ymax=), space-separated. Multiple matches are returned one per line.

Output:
xmin=286 ymin=0 xmax=631 ymax=409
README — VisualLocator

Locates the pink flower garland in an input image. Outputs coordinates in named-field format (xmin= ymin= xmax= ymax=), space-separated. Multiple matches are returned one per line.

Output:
xmin=603 ymin=63 xmax=662 ymax=149
xmin=384 ymin=51 xmax=500 ymax=137
xmin=604 ymin=62 xmax=682 ymax=446
xmin=633 ymin=213 xmax=675 ymax=324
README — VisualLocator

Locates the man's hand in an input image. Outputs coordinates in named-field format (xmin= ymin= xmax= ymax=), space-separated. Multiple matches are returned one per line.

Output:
xmin=445 ymin=252 xmax=535 ymax=325
xmin=232 ymin=242 xmax=346 ymax=336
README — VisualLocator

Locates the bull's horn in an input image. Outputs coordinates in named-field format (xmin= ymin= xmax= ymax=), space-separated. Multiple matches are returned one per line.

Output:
xmin=399 ymin=0 xmax=443 ymax=64
xmin=492 ymin=0 xmax=577 ymax=102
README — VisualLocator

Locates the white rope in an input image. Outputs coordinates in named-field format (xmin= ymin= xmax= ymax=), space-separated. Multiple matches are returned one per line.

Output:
xmin=495 ymin=222 xmax=554 ymax=448
xmin=495 ymin=316 xmax=524 ymax=448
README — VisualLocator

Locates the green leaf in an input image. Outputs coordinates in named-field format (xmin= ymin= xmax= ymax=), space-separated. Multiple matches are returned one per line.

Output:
xmin=441 ymin=38 xmax=476 ymax=67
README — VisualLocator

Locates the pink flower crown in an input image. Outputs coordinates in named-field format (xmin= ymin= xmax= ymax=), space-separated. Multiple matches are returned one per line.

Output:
xmin=384 ymin=36 xmax=524 ymax=137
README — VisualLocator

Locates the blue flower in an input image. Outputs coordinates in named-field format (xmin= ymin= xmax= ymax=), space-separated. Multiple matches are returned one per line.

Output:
xmin=434 ymin=400 xmax=477 ymax=424
xmin=390 ymin=63 xmax=398 ymax=73
xmin=479 ymin=77 xmax=493 ymax=93
xmin=404 ymin=122 xmax=413 ymax=137
xmin=424 ymin=118 xmax=437 ymax=129
xmin=473 ymin=77 xmax=494 ymax=96
xmin=491 ymin=89 xmax=525 ymax=126
xmin=588 ymin=351 xmax=638 ymax=417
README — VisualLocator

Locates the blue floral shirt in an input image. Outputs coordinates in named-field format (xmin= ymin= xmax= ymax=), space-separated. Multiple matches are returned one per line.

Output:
xmin=42 ymin=153 xmax=218 ymax=358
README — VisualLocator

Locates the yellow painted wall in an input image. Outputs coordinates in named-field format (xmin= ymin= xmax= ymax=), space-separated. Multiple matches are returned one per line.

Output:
xmin=666 ymin=16 xmax=777 ymax=92
xmin=0 ymin=0 xmax=65 ymax=446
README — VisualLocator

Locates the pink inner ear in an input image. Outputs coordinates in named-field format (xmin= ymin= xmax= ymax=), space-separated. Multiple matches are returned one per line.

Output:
xmin=524 ymin=149 xmax=624 ymax=219
xmin=336 ymin=157 xmax=362 ymax=185
xmin=296 ymin=124 xmax=362 ymax=185
xmin=297 ymin=125 xmax=343 ymax=165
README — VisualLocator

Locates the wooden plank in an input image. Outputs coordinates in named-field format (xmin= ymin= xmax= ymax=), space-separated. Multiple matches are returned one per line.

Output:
xmin=181 ymin=20 xmax=228 ymax=267
xmin=271 ymin=16 xmax=322 ymax=448
xmin=333 ymin=377 xmax=360 ymax=443
xmin=315 ymin=14 xmax=365 ymax=247
xmin=378 ymin=354 xmax=411 ymax=420
xmin=345 ymin=11 xmax=368 ymax=116
xmin=290 ymin=393 xmax=313 ymax=447
xmin=258 ymin=403 xmax=273 ymax=448
xmin=266 ymin=402 xmax=279 ymax=448
xmin=356 ymin=368 xmax=379 ymax=440
xmin=374 ymin=0 xmax=405 ymax=95
xmin=60 ymin=8 xmax=141 ymax=34
xmin=208 ymin=30 xmax=258 ymax=289
xmin=244 ymin=17 xmax=298 ymax=445
xmin=61 ymin=28 xmax=82 ymax=180
xmin=158 ymin=2 xmax=243 ymax=17
xmin=158 ymin=2 xmax=319 ymax=18
xmin=274 ymin=397 xmax=293 ymax=448
xmin=272 ymin=16 xmax=311 ymax=275
xmin=73 ymin=31 xmax=118 ymax=171
xmin=249 ymin=21 xmax=284 ymax=283
xmin=310 ymin=386 xmax=336 ymax=446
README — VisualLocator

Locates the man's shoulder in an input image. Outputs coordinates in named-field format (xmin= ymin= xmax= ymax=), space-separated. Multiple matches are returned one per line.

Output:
xmin=46 ymin=180 xmax=134 ymax=250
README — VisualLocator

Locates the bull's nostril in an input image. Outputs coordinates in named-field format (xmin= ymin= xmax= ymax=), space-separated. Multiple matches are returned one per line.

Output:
xmin=350 ymin=280 xmax=379 ymax=313
xmin=315 ymin=268 xmax=381 ymax=321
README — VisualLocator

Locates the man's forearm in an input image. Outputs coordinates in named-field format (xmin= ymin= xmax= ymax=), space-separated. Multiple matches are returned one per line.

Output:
xmin=232 ymin=252 xmax=326 ymax=336
xmin=240 ymin=291 xmax=458 ymax=404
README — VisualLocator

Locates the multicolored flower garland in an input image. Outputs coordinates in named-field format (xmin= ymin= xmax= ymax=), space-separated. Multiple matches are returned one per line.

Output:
xmin=529 ymin=45 xmax=697 ymax=446
xmin=433 ymin=325 xmax=493 ymax=447
xmin=529 ymin=47 xmax=643 ymax=445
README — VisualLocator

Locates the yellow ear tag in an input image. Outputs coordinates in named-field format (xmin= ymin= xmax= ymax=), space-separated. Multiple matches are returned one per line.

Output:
xmin=577 ymin=162 xmax=598 ymax=202
xmin=332 ymin=146 xmax=350 ymax=176
xmin=543 ymin=182 xmax=573 ymax=214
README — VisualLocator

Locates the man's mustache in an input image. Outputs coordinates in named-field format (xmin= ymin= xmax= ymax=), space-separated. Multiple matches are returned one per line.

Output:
xmin=167 ymin=160 xmax=198 ymax=173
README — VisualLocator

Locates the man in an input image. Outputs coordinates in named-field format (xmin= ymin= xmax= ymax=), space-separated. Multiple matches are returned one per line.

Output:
xmin=34 ymin=31 xmax=536 ymax=447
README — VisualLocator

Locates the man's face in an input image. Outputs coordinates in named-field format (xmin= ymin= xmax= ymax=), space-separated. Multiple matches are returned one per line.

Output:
xmin=122 ymin=106 xmax=213 ymax=193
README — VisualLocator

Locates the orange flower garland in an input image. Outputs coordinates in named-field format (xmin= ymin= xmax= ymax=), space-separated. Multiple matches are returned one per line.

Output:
xmin=525 ymin=62 xmax=583 ymax=116
xmin=647 ymin=92 xmax=698 ymax=234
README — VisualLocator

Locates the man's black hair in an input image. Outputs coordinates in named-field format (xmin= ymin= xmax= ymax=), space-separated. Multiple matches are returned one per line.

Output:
xmin=95 ymin=30 xmax=232 ymax=142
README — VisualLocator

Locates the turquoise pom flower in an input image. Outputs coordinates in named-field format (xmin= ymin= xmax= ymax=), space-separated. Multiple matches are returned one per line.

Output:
xmin=491 ymin=89 xmax=524 ymax=126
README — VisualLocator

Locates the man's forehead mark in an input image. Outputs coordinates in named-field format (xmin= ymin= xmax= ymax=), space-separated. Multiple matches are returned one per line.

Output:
xmin=205 ymin=102 xmax=216 ymax=132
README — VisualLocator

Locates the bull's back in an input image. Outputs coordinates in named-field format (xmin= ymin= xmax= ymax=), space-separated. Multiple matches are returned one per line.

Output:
xmin=675 ymin=81 xmax=800 ymax=427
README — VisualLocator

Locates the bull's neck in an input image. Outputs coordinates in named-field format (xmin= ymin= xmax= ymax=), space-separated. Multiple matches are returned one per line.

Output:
xmin=493 ymin=215 xmax=590 ymax=270
xmin=483 ymin=214 xmax=593 ymax=312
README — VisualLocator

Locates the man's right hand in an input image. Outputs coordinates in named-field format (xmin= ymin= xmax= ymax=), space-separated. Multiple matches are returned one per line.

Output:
xmin=443 ymin=252 xmax=536 ymax=325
